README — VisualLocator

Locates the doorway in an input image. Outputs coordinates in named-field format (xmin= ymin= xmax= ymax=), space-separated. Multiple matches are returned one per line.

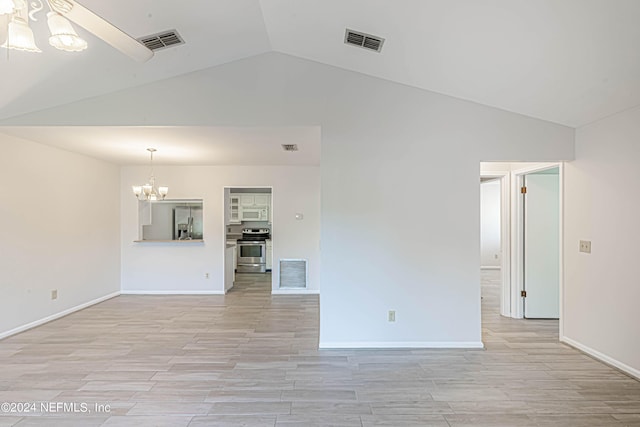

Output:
xmin=480 ymin=162 xmax=563 ymax=324
xmin=480 ymin=170 xmax=511 ymax=317
xmin=223 ymin=187 xmax=273 ymax=294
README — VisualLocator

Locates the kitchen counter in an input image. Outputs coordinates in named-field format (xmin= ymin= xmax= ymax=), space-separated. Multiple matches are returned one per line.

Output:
xmin=134 ymin=239 xmax=204 ymax=243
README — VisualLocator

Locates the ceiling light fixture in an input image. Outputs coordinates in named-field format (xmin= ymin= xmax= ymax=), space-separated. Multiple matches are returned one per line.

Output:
xmin=0 ymin=0 xmax=87 ymax=53
xmin=132 ymin=148 xmax=168 ymax=202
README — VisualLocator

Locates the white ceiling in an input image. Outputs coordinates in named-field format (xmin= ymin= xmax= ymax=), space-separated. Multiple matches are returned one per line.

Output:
xmin=2 ymin=0 xmax=640 ymax=162
xmin=0 ymin=126 xmax=321 ymax=165
xmin=261 ymin=0 xmax=640 ymax=128
xmin=0 ymin=0 xmax=271 ymax=120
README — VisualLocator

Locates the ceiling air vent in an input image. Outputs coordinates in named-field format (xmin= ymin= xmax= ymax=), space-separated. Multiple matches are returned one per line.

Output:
xmin=282 ymin=144 xmax=298 ymax=152
xmin=138 ymin=30 xmax=185 ymax=51
xmin=344 ymin=29 xmax=385 ymax=53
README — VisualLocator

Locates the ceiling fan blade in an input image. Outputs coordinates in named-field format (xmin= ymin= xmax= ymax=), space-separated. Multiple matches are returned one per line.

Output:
xmin=49 ymin=0 xmax=154 ymax=62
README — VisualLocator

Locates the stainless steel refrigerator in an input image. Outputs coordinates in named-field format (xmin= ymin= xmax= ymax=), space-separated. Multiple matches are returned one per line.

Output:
xmin=174 ymin=205 xmax=203 ymax=240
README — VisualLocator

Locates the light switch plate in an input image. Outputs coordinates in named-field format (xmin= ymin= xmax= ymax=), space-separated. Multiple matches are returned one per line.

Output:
xmin=579 ymin=240 xmax=591 ymax=253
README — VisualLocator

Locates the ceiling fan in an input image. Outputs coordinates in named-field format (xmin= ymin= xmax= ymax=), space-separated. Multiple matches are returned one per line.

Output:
xmin=0 ymin=0 xmax=153 ymax=62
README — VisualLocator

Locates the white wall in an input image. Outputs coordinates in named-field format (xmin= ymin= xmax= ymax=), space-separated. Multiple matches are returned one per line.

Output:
xmin=121 ymin=165 xmax=320 ymax=293
xmin=0 ymin=133 xmax=120 ymax=337
xmin=480 ymin=180 xmax=501 ymax=268
xmin=564 ymin=106 xmax=640 ymax=377
xmin=318 ymin=63 xmax=572 ymax=347
xmin=0 ymin=53 xmax=574 ymax=347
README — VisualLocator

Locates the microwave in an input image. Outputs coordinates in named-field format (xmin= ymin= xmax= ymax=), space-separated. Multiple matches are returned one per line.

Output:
xmin=241 ymin=207 xmax=269 ymax=221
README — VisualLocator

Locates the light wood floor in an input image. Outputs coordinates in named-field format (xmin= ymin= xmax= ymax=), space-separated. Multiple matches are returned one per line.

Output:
xmin=1 ymin=271 xmax=639 ymax=426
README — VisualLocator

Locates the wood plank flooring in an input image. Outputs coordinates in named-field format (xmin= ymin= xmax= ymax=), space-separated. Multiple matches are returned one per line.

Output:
xmin=0 ymin=271 xmax=639 ymax=426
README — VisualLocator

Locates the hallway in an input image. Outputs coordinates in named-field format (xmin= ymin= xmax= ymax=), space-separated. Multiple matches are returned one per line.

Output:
xmin=481 ymin=269 xmax=560 ymax=350
xmin=0 ymin=274 xmax=638 ymax=426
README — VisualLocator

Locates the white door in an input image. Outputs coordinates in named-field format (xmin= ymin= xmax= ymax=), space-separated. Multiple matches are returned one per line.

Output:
xmin=523 ymin=171 xmax=559 ymax=318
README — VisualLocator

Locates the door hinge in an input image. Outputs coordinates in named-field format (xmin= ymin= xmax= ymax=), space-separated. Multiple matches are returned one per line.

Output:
xmin=521 ymin=290 xmax=527 ymax=297
xmin=521 ymin=186 xmax=527 ymax=194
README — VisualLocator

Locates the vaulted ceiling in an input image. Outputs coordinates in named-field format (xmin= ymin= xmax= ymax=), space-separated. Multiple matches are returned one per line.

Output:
xmin=2 ymin=1 xmax=640 ymax=136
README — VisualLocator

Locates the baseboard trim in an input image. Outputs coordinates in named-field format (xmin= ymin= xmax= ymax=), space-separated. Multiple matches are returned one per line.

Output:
xmin=319 ymin=341 xmax=485 ymax=349
xmin=272 ymin=289 xmax=320 ymax=295
xmin=121 ymin=290 xmax=225 ymax=295
xmin=561 ymin=335 xmax=640 ymax=380
xmin=0 ymin=291 xmax=121 ymax=340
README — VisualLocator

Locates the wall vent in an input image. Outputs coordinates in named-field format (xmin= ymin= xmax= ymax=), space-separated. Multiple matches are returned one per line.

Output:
xmin=138 ymin=30 xmax=185 ymax=51
xmin=279 ymin=259 xmax=307 ymax=289
xmin=344 ymin=29 xmax=385 ymax=53
xmin=282 ymin=144 xmax=298 ymax=152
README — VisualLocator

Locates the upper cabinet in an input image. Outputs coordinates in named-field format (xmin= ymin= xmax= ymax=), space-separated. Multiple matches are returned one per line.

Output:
xmin=240 ymin=194 xmax=270 ymax=207
xmin=254 ymin=194 xmax=270 ymax=206
xmin=229 ymin=195 xmax=241 ymax=224
xmin=231 ymin=193 xmax=271 ymax=223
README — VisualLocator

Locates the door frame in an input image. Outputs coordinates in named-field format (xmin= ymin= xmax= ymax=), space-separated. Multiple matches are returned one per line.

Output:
xmin=511 ymin=164 xmax=563 ymax=333
xmin=480 ymin=171 xmax=511 ymax=318
xmin=223 ymin=186 xmax=274 ymax=294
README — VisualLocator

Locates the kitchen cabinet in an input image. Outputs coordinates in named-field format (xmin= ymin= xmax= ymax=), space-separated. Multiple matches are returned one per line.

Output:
xmin=239 ymin=194 xmax=270 ymax=207
xmin=225 ymin=244 xmax=235 ymax=293
xmin=229 ymin=195 xmax=240 ymax=224
xmin=233 ymin=193 xmax=271 ymax=222
xmin=240 ymin=195 xmax=256 ymax=207
xmin=233 ymin=242 xmax=238 ymax=274
xmin=254 ymin=194 xmax=270 ymax=206
xmin=266 ymin=239 xmax=273 ymax=271
xmin=226 ymin=240 xmax=237 ymax=280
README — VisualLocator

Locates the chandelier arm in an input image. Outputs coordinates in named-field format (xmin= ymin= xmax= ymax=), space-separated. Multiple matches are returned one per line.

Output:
xmin=28 ymin=0 xmax=43 ymax=21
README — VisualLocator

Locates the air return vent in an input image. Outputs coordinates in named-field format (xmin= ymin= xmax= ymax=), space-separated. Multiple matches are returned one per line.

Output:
xmin=282 ymin=144 xmax=298 ymax=152
xmin=344 ymin=29 xmax=385 ymax=52
xmin=279 ymin=259 xmax=307 ymax=289
xmin=138 ymin=30 xmax=185 ymax=51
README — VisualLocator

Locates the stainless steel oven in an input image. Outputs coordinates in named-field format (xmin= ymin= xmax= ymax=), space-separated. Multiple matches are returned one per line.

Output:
xmin=237 ymin=241 xmax=266 ymax=273
xmin=236 ymin=228 xmax=270 ymax=273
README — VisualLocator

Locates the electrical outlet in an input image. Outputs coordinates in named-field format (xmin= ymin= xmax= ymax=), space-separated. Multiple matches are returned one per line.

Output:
xmin=204 ymin=273 xmax=210 ymax=279
xmin=388 ymin=310 xmax=396 ymax=322
xmin=579 ymin=240 xmax=592 ymax=254
xmin=51 ymin=290 xmax=57 ymax=300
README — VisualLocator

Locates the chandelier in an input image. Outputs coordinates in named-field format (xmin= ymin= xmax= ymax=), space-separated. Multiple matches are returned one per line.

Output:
xmin=132 ymin=148 xmax=168 ymax=202
xmin=0 ymin=0 xmax=87 ymax=53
